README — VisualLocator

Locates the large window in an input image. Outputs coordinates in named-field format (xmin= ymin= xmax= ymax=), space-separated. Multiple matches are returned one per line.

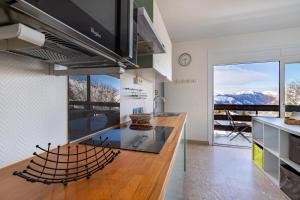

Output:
xmin=68 ymin=75 xmax=120 ymax=141
xmin=214 ymin=62 xmax=280 ymax=106
xmin=285 ymin=63 xmax=300 ymax=115
xmin=213 ymin=61 xmax=280 ymax=147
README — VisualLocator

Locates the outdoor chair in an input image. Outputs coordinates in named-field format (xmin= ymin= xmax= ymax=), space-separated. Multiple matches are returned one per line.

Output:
xmin=225 ymin=110 xmax=251 ymax=143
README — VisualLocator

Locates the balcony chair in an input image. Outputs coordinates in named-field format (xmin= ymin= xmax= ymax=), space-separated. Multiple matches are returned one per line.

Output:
xmin=225 ymin=110 xmax=251 ymax=143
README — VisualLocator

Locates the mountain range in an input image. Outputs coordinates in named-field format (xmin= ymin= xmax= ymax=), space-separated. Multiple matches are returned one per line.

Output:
xmin=214 ymin=91 xmax=279 ymax=105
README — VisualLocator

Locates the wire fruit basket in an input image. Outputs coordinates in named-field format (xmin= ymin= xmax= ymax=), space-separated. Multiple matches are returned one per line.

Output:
xmin=13 ymin=136 xmax=120 ymax=185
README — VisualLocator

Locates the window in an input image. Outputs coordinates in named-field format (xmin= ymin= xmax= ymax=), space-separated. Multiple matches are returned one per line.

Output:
xmin=68 ymin=75 xmax=120 ymax=141
xmin=213 ymin=61 xmax=280 ymax=147
xmin=285 ymin=63 xmax=300 ymax=115
xmin=90 ymin=75 xmax=120 ymax=102
xmin=214 ymin=62 xmax=280 ymax=107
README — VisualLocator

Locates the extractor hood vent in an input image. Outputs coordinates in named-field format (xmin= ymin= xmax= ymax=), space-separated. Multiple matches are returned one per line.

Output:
xmin=0 ymin=24 xmax=101 ymax=64
xmin=42 ymin=31 xmax=96 ymax=57
xmin=137 ymin=7 xmax=166 ymax=55
xmin=12 ymin=31 xmax=98 ymax=63
xmin=0 ymin=3 xmax=137 ymax=72
xmin=15 ymin=47 xmax=73 ymax=62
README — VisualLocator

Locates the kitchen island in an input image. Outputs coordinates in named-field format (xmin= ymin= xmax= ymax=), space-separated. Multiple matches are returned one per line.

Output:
xmin=0 ymin=113 xmax=187 ymax=200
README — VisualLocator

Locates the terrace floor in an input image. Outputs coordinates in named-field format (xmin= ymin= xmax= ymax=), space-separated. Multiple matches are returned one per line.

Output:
xmin=214 ymin=130 xmax=252 ymax=148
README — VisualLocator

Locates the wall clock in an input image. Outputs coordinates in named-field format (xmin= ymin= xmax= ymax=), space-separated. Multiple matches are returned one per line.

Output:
xmin=178 ymin=53 xmax=192 ymax=66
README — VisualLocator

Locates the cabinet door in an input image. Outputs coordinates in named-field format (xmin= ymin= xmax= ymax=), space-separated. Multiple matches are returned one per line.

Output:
xmin=153 ymin=1 xmax=172 ymax=81
xmin=165 ymin=124 xmax=186 ymax=200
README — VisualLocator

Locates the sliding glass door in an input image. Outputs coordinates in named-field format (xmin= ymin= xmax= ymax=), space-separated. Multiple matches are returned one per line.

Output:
xmin=213 ymin=61 xmax=280 ymax=147
xmin=211 ymin=59 xmax=300 ymax=147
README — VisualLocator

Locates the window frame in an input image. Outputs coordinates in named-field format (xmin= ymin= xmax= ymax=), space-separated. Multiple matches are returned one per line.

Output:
xmin=282 ymin=61 xmax=300 ymax=115
xmin=67 ymin=75 xmax=121 ymax=142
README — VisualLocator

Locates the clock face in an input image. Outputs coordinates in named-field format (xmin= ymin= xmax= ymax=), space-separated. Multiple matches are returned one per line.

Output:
xmin=179 ymin=53 xmax=191 ymax=66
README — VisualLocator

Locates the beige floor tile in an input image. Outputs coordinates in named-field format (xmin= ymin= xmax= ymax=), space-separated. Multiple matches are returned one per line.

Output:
xmin=184 ymin=144 xmax=287 ymax=200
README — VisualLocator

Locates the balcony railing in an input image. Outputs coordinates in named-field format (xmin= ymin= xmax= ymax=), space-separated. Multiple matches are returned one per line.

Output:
xmin=285 ymin=105 xmax=300 ymax=112
xmin=214 ymin=104 xmax=280 ymax=132
xmin=69 ymin=101 xmax=120 ymax=108
xmin=68 ymin=101 xmax=120 ymax=141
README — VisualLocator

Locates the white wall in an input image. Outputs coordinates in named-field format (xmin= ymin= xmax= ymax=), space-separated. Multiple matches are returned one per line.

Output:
xmin=165 ymin=27 xmax=300 ymax=143
xmin=120 ymin=72 xmax=154 ymax=123
xmin=0 ymin=52 xmax=154 ymax=168
xmin=0 ymin=52 xmax=68 ymax=168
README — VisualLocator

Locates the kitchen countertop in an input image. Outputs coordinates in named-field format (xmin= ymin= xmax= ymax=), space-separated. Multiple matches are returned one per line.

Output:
xmin=0 ymin=113 xmax=187 ymax=200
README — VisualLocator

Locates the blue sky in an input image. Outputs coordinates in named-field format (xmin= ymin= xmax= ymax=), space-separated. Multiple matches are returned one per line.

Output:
xmin=91 ymin=75 xmax=120 ymax=90
xmin=285 ymin=63 xmax=300 ymax=85
xmin=214 ymin=62 xmax=280 ymax=94
xmin=70 ymin=75 xmax=120 ymax=91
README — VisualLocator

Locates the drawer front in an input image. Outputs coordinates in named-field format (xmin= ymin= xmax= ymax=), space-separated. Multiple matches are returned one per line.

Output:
xmin=289 ymin=134 xmax=300 ymax=165
xmin=280 ymin=165 xmax=300 ymax=200
xmin=253 ymin=143 xmax=263 ymax=169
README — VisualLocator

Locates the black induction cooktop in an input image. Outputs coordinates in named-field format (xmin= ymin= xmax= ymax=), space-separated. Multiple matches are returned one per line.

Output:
xmin=80 ymin=124 xmax=174 ymax=154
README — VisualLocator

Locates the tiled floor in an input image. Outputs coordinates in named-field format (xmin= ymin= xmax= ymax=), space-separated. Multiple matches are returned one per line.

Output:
xmin=184 ymin=144 xmax=287 ymax=200
xmin=214 ymin=131 xmax=252 ymax=148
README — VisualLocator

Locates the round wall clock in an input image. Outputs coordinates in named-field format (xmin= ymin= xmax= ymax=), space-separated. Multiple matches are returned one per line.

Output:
xmin=178 ymin=53 xmax=192 ymax=66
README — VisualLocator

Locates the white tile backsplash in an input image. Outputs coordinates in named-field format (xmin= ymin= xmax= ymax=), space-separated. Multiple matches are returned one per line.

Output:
xmin=0 ymin=52 xmax=154 ymax=168
xmin=0 ymin=52 xmax=68 ymax=168
xmin=120 ymin=73 xmax=154 ymax=123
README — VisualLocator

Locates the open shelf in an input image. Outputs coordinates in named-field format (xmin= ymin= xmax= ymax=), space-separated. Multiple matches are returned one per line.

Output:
xmin=279 ymin=130 xmax=290 ymax=158
xmin=279 ymin=129 xmax=300 ymax=173
xmin=281 ymin=157 xmax=300 ymax=173
xmin=253 ymin=138 xmax=264 ymax=147
xmin=252 ymin=117 xmax=300 ymax=192
xmin=264 ymin=146 xmax=279 ymax=157
xmin=265 ymin=171 xmax=280 ymax=186
xmin=253 ymin=120 xmax=263 ymax=141
xmin=263 ymin=124 xmax=279 ymax=156
xmin=264 ymin=149 xmax=279 ymax=185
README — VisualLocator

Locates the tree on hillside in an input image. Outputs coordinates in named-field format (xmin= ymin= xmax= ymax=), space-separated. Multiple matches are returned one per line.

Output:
xmin=69 ymin=79 xmax=120 ymax=103
xmin=91 ymin=82 xmax=120 ymax=103
xmin=69 ymin=79 xmax=87 ymax=101
xmin=286 ymin=80 xmax=300 ymax=105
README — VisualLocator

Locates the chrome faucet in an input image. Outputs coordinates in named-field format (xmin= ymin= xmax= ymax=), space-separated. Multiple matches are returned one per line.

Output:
xmin=153 ymin=96 xmax=166 ymax=116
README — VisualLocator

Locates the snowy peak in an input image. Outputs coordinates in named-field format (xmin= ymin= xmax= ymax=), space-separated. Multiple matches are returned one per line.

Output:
xmin=214 ymin=91 xmax=278 ymax=105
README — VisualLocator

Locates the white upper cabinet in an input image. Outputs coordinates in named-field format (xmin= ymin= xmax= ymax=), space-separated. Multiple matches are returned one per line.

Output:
xmin=135 ymin=0 xmax=172 ymax=82
xmin=152 ymin=1 xmax=172 ymax=81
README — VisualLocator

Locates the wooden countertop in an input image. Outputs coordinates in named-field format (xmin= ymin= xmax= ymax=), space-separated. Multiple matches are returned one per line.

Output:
xmin=0 ymin=113 xmax=187 ymax=200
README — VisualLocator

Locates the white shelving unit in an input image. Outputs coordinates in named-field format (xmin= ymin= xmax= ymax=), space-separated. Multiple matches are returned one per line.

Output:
xmin=252 ymin=117 xmax=300 ymax=187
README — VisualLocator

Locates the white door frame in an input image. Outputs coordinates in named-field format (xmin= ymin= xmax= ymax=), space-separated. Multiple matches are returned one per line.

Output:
xmin=207 ymin=45 xmax=300 ymax=145
xmin=208 ymin=59 xmax=280 ymax=145
xmin=280 ymin=59 xmax=300 ymax=116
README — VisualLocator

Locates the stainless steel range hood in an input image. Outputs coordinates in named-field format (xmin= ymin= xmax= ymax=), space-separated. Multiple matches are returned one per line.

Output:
xmin=137 ymin=7 xmax=166 ymax=55
xmin=0 ymin=0 xmax=137 ymax=74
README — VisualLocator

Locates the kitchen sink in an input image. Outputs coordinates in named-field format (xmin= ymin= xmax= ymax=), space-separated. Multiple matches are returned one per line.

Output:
xmin=154 ymin=112 xmax=180 ymax=117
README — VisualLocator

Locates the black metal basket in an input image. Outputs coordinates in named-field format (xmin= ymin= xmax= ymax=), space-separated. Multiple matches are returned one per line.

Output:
xmin=13 ymin=136 xmax=120 ymax=185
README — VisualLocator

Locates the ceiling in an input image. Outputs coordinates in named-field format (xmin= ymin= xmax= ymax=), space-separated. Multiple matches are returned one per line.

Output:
xmin=156 ymin=0 xmax=300 ymax=42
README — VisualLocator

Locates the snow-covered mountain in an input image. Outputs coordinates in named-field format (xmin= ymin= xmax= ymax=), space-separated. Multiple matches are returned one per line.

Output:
xmin=214 ymin=91 xmax=278 ymax=105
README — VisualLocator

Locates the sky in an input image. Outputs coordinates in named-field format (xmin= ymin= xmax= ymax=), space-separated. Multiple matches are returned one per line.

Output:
xmin=285 ymin=63 xmax=300 ymax=85
xmin=91 ymin=75 xmax=120 ymax=91
xmin=214 ymin=62 xmax=280 ymax=94
xmin=70 ymin=75 xmax=120 ymax=91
